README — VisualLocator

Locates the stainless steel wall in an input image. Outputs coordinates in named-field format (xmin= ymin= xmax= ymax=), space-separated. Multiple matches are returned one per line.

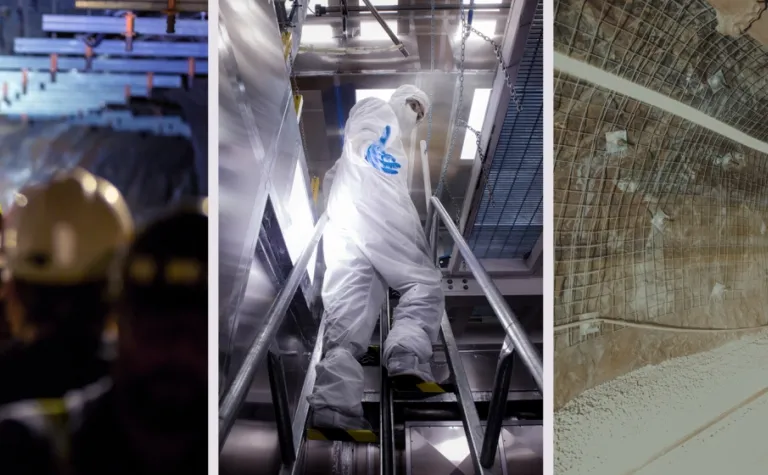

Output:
xmin=218 ymin=0 xmax=321 ymax=469
xmin=219 ymin=0 xmax=317 ymax=383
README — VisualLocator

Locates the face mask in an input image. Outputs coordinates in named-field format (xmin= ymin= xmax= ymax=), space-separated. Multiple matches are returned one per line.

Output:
xmin=399 ymin=108 xmax=419 ymax=131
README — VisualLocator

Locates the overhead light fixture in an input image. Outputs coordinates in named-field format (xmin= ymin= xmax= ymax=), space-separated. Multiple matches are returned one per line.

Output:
xmin=359 ymin=20 xmax=398 ymax=41
xmin=456 ymin=19 xmax=497 ymax=41
xmin=301 ymin=24 xmax=335 ymax=43
xmin=355 ymin=89 xmax=397 ymax=103
xmin=460 ymin=88 xmax=492 ymax=160
xmin=285 ymin=165 xmax=318 ymax=283
xmin=462 ymin=0 xmax=501 ymax=13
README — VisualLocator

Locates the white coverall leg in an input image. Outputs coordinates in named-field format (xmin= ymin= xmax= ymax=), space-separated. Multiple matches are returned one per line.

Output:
xmin=307 ymin=220 xmax=387 ymax=429
xmin=308 ymin=85 xmax=445 ymax=429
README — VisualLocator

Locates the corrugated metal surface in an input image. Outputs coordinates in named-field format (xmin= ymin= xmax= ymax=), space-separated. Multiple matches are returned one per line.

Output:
xmin=469 ymin=1 xmax=543 ymax=259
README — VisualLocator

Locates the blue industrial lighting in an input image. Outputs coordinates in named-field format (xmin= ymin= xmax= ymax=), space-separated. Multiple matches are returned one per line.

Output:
xmin=0 ymin=12 xmax=208 ymax=123
xmin=0 ymin=56 xmax=209 ymax=74
xmin=43 ymin=15 xmax=208 ymax=37
xmin=15 ymin=38 xmax=208 ymax=58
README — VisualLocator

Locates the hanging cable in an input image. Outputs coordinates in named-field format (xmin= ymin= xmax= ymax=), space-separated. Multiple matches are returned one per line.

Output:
xmin=426 ymin=0 xmax=435 ymax=152
xmin=433 ymin=2 xmax=469 ymax=224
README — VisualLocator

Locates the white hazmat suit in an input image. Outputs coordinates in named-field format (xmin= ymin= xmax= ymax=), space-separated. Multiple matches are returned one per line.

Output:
xmin=308 ymin=85 xmax=445 ymax=430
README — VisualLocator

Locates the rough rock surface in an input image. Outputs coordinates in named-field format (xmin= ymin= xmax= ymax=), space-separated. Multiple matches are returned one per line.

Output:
xmin=707 ymin=0 xmax=768 ymax=47
xmin=554 ymin=0 xmax=768 ymax=409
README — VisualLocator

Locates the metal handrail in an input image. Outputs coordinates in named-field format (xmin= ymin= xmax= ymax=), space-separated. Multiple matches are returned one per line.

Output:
xmin=480 ymin=336 xmax=516 ymax=467
xmin=379 ymin=299 xmax=395 ymax=475
xmin=279 ymin=318 xmax=326 ymax=475
xmin=426 ymin=204 xmax=491 ymax=475
xmin=428 ymin=196 xmax=543 ymax=391
xmin=439 ymin=311 xmax=491 ymax=475
xmin=219 ymin=212 xmax=329 ymax=449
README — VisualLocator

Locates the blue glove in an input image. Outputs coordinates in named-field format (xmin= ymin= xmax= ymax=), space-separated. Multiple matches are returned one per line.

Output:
xmin=364 ymin=125 xmax=401 ymax=175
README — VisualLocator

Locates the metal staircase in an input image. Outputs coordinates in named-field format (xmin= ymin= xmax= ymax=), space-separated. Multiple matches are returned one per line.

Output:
xmin=218 ymin=195 xmax=543 ymax=474
xmin=217 ymin=0 xmax=543 ymax=472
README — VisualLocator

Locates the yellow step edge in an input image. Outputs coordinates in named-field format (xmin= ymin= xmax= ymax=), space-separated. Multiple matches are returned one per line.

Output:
xmin=416 ymin=381 xmax=446 ymax=393
xmin=281 ymin=32 xmax=293 ymax=60
xmin=294 ymin=94 xmax=304 ymax=122
xmin=310 ymin=176 xmax=320 ymax=204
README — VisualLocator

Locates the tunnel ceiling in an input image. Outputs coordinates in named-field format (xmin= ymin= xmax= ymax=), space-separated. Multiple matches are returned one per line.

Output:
xmin=555 ymin=0 xmax=768 ymax=141
xmin=554 ymin=0 xmax=768 ymax=409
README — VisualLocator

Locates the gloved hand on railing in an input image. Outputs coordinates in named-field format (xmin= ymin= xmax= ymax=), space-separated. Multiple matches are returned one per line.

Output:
xmin=364 ymin=125 xmax=401 ymax=175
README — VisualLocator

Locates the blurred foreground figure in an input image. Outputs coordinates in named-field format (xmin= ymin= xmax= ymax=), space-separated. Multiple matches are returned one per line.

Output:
xmin=0 ymin=200 xmax=207 ymax=475
xmin=308 ymin=85 xmax=446 ymax=430
xmin=71 ymin=200 xmax=208 ymax=474
xmin=0 ymin=204 xmax=9 ymax=343
xmin=0 ymin=169 xmax=133 ymax=405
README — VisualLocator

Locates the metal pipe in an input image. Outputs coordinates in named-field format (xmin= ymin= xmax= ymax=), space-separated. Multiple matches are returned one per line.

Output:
xmin=267 ymin=351 xmax=296 ymax=464
xmin=359 ymin=0 xmax=409 ymax=57
xmin=420 ymin=139 xmax=431 ymax=215
xmin=440 ymin=313 xmax=492 ymax=475
xmin=430 ymin=196 xmax=543 ymax=391
xmin=480 ymin=337 xmax=514 ymax=467
xmin=379 ymin=299 xmax=395 ymax=475
xmin=340 ymin=0 xmax=348 ymax=39
xmin=219 ymin=212 xmax=329 ymax=449
xmin=280 ymin=318 xmax=326 ymax=475
xmin=429 ymin=209 xmax=439 ymax=266
xmin=318 ymin=4 xmax=507 ymax=13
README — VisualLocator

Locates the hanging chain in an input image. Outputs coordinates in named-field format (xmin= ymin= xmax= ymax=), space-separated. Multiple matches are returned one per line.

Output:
xmin=458 ymin=118 xmax=496 ymax=207
xmin=466 ymin=23 xmax=522 ymax=112
xmin=434 ymin=16 xmax=524 ymax=215
xmin=433 ymin=3 xmax=468 ymax=225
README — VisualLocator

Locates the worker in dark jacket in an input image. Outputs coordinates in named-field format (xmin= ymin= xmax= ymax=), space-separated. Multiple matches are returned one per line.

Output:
xmin=0 ymin=168 xmax=133 ymax=406
xmin=0 ymin=200 xmax=206 ymax=475
xmin=70 ymin=200 xmax=208 ymax=475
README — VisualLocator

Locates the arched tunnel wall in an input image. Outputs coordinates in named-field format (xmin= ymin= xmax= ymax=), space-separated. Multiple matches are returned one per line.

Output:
xmin=0 ymin=118 xmax=201 ymax=220
xmin=553 ymin=0 xmax=768 ymax=409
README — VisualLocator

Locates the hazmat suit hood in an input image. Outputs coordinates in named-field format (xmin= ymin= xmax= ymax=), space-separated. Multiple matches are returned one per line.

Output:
xmin=388 ymin=85 xmax=430 ymax=135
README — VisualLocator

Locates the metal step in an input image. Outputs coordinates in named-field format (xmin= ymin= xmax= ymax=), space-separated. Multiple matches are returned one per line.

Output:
xmin=306 ymin=428 xmax=379 ymax=444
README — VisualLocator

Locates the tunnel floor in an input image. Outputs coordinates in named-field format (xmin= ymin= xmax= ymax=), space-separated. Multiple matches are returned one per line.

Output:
xmin=554 ymin=330 xmax=768 ymax=474
xmin=637 ymin=385 xmax=768 ymax=473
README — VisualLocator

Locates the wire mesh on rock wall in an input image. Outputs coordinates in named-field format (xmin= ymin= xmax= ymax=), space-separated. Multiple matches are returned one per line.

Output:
xmin=555 ymin=0 xmax=768 ymax=141
xmin=554 ymin=0 xmax=768 ymax=408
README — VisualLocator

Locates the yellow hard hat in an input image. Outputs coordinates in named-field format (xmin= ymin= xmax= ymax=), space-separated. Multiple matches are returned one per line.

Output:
xmin=4 ymin=168 xmax=134 ymax=284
